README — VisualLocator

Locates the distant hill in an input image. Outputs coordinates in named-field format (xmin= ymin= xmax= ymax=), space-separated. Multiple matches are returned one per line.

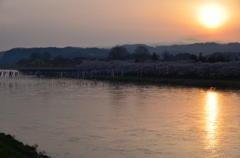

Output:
xmin=123 ymin=42 xmax=240 ymax=55
xmin=0 ymin=51 xmax=5 ymax=58
xmin=0 ymin=47 xmax=110 ymax=65
xmin=0 ymin=43 xmax=240 ymax=65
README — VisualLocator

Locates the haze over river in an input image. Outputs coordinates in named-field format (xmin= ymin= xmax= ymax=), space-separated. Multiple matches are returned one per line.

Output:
xmin=1 ymin=74 xmax=240 ymax=158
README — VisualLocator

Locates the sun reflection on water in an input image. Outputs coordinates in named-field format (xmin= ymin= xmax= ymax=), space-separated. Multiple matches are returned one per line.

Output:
xmin=205 ymin=91 xmax=219 ymax=150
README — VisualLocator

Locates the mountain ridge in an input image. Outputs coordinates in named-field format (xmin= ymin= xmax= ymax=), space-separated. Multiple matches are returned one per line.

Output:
xmin=0 ymin=42 xmax=240 ymax=65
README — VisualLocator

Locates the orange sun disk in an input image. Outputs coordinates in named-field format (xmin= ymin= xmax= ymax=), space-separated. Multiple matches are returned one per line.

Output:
xmin=197 ymin=3 xmax=228 ymax=29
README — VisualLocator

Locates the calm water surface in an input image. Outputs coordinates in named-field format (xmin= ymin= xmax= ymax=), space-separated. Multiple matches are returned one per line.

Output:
xmin=1 ymin=74 xmax=240 ymax=158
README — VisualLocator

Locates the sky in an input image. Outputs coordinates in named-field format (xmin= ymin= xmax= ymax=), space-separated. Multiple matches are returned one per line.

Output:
xmin=0 ymin=0 xmax=240 ymax=51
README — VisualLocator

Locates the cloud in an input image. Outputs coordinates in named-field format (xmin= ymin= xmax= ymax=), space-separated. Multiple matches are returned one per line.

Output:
xmin=0 ymin=0 xmax=4 ymax=7
xmin=184 ymin=38 xmax=201 ymax=42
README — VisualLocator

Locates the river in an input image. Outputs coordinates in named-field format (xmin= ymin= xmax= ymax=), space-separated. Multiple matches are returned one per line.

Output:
xmin=1 ymin=74 xmax=240 ymax=158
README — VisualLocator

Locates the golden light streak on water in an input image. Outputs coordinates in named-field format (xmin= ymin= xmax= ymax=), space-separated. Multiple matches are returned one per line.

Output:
xmin=205 ymin=91 xmax=219 ymax=151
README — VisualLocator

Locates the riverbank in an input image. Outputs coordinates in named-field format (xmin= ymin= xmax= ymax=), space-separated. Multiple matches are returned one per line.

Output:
xmin=0 ymin=132 xmax=50 ymax=158
xmin=13 ymin=60 xmax=240 ymax=89
xmin=3 ymin=67 xmax=239 ymax=89
xmin=96 ymin=75 xmax=240 ymax=89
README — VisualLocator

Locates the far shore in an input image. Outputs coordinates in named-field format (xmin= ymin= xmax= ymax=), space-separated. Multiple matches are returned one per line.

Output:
xmin=12 ymin=59 xmax=240 ymax=90
xmin=1 ymin=66 xmax=240 ymax=89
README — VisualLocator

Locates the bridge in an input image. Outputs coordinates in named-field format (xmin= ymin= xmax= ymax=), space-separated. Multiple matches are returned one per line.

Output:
xmin=0 ymin=59 xmax=78 ymax=72
xmin=0 ymin=66 xmax=78 ymax=71
xmin=0 ymin=66 xmax=82 ymax=78
xmin=0 ymin=65 xmax=18 ymax=70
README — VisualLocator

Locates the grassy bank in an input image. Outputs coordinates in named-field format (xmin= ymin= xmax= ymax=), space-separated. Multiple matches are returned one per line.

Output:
xmin=0 ymin=132 xmax=50 ymax=158
xmin=96 ymin=75 xmax=240 ymax=89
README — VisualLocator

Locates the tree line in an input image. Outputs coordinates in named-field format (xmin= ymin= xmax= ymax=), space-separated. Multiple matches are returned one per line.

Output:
xmin=17 ymin=45 xmax=240 ymax=68
xmin=107 ymin=45 xmax=237 ymax=63
xmin=17 ymin=52 xmax=74 ymax=67
xmin=107 ymin=45 xmax=158 ymax=62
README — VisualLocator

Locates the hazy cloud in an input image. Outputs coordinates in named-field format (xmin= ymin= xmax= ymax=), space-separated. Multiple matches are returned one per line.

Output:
xmin=0 ymin=0 xmax=239 ymax=51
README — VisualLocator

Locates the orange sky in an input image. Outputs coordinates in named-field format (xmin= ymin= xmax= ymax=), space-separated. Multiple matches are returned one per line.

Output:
xmin=0 ymin=0 xmax=240 ymax=51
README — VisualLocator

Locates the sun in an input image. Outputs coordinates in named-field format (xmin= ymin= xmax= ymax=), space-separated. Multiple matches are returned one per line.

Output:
xmin=198 ymin=4 xmax=227 ymax=29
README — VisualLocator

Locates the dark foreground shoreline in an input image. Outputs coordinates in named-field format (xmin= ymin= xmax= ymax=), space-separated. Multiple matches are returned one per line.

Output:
xmin=0 ymin=132 xmax=50 ymax=158
xmin=95 ymin=75 xmax=240 ymax=89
